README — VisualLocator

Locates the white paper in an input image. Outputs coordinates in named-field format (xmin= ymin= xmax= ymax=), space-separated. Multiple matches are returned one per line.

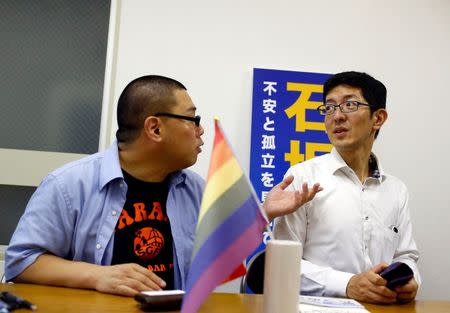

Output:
xmin=300 ymin=295 xmax=364 ymax=308
xmin=299 ymin=303 xmax=370 ymax=313
xmin=299 ymin=296 xmax=369 ymax=313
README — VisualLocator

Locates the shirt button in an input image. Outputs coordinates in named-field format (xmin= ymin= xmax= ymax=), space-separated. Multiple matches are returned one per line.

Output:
xmin=365 ymin=216 xmax=369 ymax=220
xmin=119 ymin=183 xmax=124 ymax=188
xmin=112 ymin=210 xmax=117 ymax=216
xmin=96 ymin=243 xmax=102 ymax=250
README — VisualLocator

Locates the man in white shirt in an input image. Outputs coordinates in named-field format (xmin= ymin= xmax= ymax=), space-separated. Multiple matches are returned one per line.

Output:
xmin=273 ymin=71 xmax=420 ymax=304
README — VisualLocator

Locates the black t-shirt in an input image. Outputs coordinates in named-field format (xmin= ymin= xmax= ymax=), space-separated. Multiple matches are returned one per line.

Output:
xmin=111 ymin=170 xmax=174 ymax=290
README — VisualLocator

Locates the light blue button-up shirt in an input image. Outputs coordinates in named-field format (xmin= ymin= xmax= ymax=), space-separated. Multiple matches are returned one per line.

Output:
xmin=5 ymin=142 xmax=204 ymax=290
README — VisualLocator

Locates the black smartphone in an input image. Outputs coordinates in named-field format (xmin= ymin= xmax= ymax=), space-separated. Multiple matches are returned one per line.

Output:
xmin=379 ymin=262 xmax=414 ymax=290
xmin=134 ymin=290 xmax=185 ymax=311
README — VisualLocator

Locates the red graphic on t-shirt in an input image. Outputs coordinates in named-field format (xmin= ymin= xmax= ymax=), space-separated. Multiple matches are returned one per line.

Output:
xmin=134 ymin=227 xmax=164 ymax=261
xmin=117 ymin=202 xmax=168 ymax=230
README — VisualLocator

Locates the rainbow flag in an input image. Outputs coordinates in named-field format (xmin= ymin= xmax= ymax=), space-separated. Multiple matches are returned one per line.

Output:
xmin=181 ymin=119 xmax=268 ymax=313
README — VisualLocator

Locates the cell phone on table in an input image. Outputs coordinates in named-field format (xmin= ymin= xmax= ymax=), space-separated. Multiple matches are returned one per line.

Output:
xmin=134 ymin=290 xmax=185 ymax=311
xmin=379 ymin=262 xmax=414 ymax=290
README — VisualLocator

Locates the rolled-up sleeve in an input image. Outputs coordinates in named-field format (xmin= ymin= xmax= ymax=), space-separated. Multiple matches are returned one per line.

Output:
xmin=5 ymin=174 xmax=74 ymax=281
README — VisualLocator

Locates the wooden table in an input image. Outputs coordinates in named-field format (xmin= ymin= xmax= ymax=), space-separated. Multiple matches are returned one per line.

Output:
xmin=1 ymin=283 xmax=449 ymax=313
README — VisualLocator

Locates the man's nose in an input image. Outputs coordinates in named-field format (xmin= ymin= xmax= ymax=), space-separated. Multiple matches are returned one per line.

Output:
xmin=197 ymin=124 xmax=204 ymax=137
xmin=331 ymin=107 xmax=347 ymax=121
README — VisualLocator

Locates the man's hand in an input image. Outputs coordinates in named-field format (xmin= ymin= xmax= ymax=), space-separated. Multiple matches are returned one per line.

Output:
xmin=395 ymin=277 xmax=418 ymax=303
xmin=263 ymin=175 xmax=322 ymax=221
xmin=346 ymin=263 xmax=397 ymax=304
xmin=94 ymin=263 xmax=166 ymax=297
xmin=15 ymin=254 xmax=166 ymax=297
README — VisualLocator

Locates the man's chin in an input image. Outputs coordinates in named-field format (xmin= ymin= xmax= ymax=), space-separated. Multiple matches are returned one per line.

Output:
xmin=332 ymin=142 xmax=356 ymax=153
xmin=179 ymin=156 xmax=199 ymax=171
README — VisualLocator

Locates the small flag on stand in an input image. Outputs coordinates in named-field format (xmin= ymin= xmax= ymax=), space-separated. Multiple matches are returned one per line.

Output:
xmin=181 ymin=118 xmax=268 ymax=313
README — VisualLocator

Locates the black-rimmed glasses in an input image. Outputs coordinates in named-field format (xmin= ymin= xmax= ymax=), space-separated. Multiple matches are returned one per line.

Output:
xmin=154 ymin=112 xmax=201 ymax=127
xmin=317 ymin=101 xmax=371 ymax=116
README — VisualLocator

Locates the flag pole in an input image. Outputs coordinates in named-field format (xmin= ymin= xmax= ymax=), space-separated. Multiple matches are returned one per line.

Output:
xmin=265 ymin=224 xmax=274 ymax=240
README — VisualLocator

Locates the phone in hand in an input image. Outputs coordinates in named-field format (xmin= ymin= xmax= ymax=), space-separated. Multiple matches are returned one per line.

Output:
xmin=379 ymin=262 xmax=414 ymax=290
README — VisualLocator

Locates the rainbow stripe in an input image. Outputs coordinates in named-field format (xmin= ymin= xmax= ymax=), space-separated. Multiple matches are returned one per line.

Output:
xmin=181 ymin=119 xmax=267 ymax=313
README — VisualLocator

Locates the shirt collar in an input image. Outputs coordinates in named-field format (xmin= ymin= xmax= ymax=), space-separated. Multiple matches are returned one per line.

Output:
xmin=167 ymin=170 xmax=187 ymax=186
xmin=329 ymin=148 xmax=385 ymax=182
xmin=368 ymin=152 xmax=385 ymax=181
xmin=98 ymin=141 xmax=188 ymax=190
xmin=328 ymin=148 xmax=348 ymax=174
xmin=99 ymin=141 xmax=124 ymax=190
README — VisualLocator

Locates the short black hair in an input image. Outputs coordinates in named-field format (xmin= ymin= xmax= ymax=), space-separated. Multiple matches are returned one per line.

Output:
xmin=323 ymin=71 xmax=386 ymax=138
xmin=116 ymin=75 xmax=186 ymax=143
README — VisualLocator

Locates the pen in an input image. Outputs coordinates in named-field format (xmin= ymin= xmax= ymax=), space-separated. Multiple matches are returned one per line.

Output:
xmin=0 ymin=292 xmax=37 ymax=311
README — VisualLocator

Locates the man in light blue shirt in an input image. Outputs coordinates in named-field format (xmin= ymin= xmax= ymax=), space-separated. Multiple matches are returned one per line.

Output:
xmin=6 ymin=75 xmax=205 ymax=295
xmin=6 ymin=75 xmax=321 ymax=296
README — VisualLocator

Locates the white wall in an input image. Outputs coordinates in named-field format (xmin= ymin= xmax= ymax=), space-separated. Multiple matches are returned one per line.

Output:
xmin=110 ymin=0 xmax=450 ymax=300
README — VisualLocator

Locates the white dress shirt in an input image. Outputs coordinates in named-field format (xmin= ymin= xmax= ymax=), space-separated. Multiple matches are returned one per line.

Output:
xmin=273 ymin=148 xmax=420 ymax=297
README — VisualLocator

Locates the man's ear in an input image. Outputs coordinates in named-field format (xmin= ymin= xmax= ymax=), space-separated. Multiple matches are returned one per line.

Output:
xmin=143 ymin=116 xmax=162 ymax=142
xmin=372 ymin=108 xmax=388 ymax=132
